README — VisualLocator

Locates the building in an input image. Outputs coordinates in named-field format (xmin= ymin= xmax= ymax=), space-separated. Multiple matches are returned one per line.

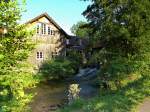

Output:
xmin=66 ymin=36 xmax=90 ymax=64
xmin=66 ymin=36 xmax=89 ymax=53
xmin=26 ymin=13 xmax=69 ymax=68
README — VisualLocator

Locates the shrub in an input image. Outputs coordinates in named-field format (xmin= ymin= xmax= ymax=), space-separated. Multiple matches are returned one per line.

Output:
xmin=67 ymin=50 xmax=83 ymax=67
xmin=39 ymin=58 xmax=77 ymax=80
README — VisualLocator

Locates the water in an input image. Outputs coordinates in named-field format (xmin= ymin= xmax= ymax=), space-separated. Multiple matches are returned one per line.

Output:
xmin=29 ymin=81 xmax=68 ymax=112
xmin=29 ymin=68 xmax=99 ymax=112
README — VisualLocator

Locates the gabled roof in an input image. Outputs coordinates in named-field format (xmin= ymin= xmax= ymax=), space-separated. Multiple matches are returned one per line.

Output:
xmin=25 ymin=12 xmax=69 ymax=37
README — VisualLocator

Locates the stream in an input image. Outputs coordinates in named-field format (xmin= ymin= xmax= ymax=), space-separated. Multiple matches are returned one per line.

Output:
xmin=29 ymin=68 xmax=99 ymax=112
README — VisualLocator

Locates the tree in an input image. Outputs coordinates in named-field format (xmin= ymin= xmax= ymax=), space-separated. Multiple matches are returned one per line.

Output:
xmin=83 ymin=0 xmax=150 ymax=89
xmin=0 ymin=0 xmax=38 ymax=111
xmin=71 ymin=21 xmax=90 ymax=38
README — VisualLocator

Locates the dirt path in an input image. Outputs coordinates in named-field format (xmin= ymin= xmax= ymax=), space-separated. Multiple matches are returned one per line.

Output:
xmin=138 ymin=98 xmax=150 ymax=112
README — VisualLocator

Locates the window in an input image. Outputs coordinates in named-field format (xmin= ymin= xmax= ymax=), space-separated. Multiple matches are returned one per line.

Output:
xmin=48 ymin=26 xmax=55 ymax=36
xmin=51 ymin=30 xmax=55 ymax=36
xmin=52 ymin=30 xmax=55 ymax=35
xmin=52 ymin=51 xmax=59 ymax=58
xmin=79 ymin=39 xmax=82 ymax=45
xmin=41 ymin=23 xmax=46 ymax=34
xmin=48 ymin=27 xmax=51 ymax=35
xmin=40 ymin=52 xmax=43 ymax=58
xmin=44 ymin=24 xmax=46 ymax=34
xmin=41 ymin=24 xmax=44 ymax=34
xmin=66 ymin=39 xmax=69 ymax=45
xmin=37 ymin=52 xmax=43 ymax=59
xmin=37 ymin=25 xmax=40 ymax=34
xmin=37 ymin=52 xmax=39 ymax=58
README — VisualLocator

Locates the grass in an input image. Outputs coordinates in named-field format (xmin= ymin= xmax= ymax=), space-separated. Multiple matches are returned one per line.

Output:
xmin=58 ymin=76 xmax=150 ymax=112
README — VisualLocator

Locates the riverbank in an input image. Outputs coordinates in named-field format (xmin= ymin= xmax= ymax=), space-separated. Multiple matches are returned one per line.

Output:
xmin=28 ymin=67 xmax=100 ymax=112
xmin=58 ymin=76 xmax=150 ymax=112
xmin=28 ymin=81 xmax=68 ymax=112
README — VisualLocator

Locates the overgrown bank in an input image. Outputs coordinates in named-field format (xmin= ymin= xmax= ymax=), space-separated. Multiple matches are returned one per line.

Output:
xmin=58 ymin=75 xmax=150 ymax=112
xmin=59 ymin=0 xmax=150 ymax=111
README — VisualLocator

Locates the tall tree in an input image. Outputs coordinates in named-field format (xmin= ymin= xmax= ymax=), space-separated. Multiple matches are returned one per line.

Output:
xmin=0 ymin=0 xmax=37 ymax=111
xmin=71 ymin=21 xmax=90 ymax=38
xmin=83 ymin=0 xmax=150 ymax=88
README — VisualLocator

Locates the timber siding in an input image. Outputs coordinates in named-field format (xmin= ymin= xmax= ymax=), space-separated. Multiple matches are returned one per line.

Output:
xmin=26 ymin=13 xmax=68 ymax=68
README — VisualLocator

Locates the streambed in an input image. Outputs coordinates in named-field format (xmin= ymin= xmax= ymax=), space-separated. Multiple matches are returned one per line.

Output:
xmin=29 ymin=68 xmax=99 ymax=112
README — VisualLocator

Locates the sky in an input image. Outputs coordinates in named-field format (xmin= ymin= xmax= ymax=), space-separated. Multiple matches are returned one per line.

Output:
xmin=21 ymin=0 xmax=91 ymax=35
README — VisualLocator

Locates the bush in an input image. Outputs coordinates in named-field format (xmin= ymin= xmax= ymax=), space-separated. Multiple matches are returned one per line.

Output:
xmin=67 ymin=50 xmax=83 ymax=67
xmin=39 ymin=58 xmax=77 ymax=80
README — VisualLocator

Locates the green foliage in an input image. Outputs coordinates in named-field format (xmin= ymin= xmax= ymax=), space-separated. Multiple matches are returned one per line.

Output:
xmin=83 ymin=0 xmax=150 ymax=88
xmin=0 ymin=0 xmax=38 ymax=111
xmin=71 ymin=21 xmax=90 ymax=38
xmin=57 ymin=99 xmax=84 ymax=112
xmin=39 ymin=58 xmax=77 ymax=80
xmin=59 ymin=75 xmax=150 ymax=112
xmin=0 ymin=0 xmax=25 ymax=28
xmin=70 ymin=21 xmax=93 ymax=67
xmin=59 ymin=1 xmax=150 ymax=111
xmin=60 ymin=1 xmax=150 ymax=111
xmin=67 ymin=50 xmax=83 ymax=67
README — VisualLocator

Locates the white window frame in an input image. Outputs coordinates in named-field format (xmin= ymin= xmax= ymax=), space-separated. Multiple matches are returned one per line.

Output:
xmin=36 ymin=52 xmax=44 ymax=60
xmin=41 ymin=23 xmax=46 ymax=35
xmin=48 ymin=26 xmax=51 ymax=35
xmin=43 ymin=24 xmax=46 ymax=34
xmin=47 ymin=26 xmax=55 ymax=36
xmin=37 ymin=24 xmax=40 ymax=34
xmin=41 ymin=23 xmax=44 ymax=34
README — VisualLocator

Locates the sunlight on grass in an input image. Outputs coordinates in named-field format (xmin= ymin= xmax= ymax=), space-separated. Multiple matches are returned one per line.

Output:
xmin=59 ymin=76 xmax=150 ymax=112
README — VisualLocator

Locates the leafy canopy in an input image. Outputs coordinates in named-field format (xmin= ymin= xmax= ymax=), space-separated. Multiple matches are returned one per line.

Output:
xmin=0 ymin=0 xmax=37 ymax=111
xmin=71 ymin=21 xmax=90 ymax=38
xmin=83 ymin=0 xmax=150 ymax=88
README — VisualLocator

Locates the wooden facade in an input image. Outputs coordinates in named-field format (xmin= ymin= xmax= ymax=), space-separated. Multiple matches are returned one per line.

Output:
xmin=26 ymin=13 xmax=69 ymax=68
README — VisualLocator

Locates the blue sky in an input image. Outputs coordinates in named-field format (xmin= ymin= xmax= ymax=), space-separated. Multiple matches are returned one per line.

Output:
xmin=21 ymin=0 xmax=91 ymax=35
